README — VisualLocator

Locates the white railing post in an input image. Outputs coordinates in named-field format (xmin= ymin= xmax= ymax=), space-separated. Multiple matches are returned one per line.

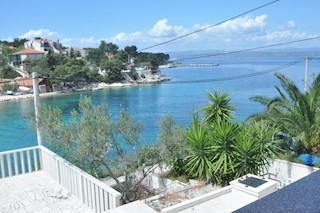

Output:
xmin=20 ymin=151 xmax=25 ymax=174
xmin=6 ymin=154 xmax=12 ymax=177
xmin=13 ymin=152 xmax=18 ymax=175
xmin=39 ymin=145 xmax=121 ymax=211
xmin=0 ymin=147 xmax=40 ymax=179
xmin=33 ymin=149 xmax=39 ymax=171
xmin=26 ymin=150 xmax=32 ymax=172
xmin=0 ymin=155 xmax=4 ymax=178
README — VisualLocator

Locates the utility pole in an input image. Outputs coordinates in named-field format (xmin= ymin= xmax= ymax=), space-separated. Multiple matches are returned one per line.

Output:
xmin=32 ymin=72 xmax=43 ymax=146
xmin=304 ymin=57 xmax=309 ymax=93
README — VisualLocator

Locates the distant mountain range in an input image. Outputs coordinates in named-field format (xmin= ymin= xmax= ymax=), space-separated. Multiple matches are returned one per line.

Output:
xmin=167 ymin=48 xmax=320 ymax=61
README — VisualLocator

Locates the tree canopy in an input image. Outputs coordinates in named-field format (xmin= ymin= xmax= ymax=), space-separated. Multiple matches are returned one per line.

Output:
xmin=38 ymin=96 xmax=159 ymax=203
xmin=249 ymin=73 xmax=320 ymax=155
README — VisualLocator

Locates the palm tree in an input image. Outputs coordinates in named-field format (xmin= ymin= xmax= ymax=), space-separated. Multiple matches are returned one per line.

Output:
xmin=201 ymin=91 xmax=236 ymax=124
xmin=249 ymin=73 xmax=320 ymax=154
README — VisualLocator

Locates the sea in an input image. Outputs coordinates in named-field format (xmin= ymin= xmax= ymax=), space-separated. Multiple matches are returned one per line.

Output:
xmin=1 ymin=57 xmax=319 ymax=152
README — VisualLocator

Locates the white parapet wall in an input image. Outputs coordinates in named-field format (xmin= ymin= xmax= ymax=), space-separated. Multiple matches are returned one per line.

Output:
xmin=267 ymin=159 xmax=319 ymax=187
xmin=143 ymin=173 xmax=188 ymax=194
xmin=160 ymin=186 xmax=232 ymax=213
xmin=230 ymin=174 xmax=278 ymax=200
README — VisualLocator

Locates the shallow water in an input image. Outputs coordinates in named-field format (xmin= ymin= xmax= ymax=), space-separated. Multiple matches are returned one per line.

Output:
xmin=0 ymin=57 xmax=319 ymax=151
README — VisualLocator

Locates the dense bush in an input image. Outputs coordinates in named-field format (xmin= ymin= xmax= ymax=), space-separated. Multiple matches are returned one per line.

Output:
xmin=184 ymin=91 xmax=282 ymax=186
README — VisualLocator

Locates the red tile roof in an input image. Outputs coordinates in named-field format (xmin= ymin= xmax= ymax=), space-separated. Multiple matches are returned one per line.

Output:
xmin=106 ymin=53 xmax=114 ymax=59
xmin=13 ymin=48 xmax=45 ymax=55
xmin=15 ymin=77 xmax=44 ymax=87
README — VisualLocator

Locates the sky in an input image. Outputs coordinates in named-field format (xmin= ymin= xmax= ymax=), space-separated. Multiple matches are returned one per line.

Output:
xmin=1 ymin=0 xmax=320 ymax=52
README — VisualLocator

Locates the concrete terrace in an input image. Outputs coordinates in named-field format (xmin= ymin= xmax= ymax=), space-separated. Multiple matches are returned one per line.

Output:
xmin=0 ymin=171 xmax=92 ymax=212
xmin=0 ymin=144 xmax=318 ymax=212
xmin=177 ymin=188 xmax=256 ymax=213
xmin=155 ymin=174 xmax=278 ymax=213
xmin=0 ymin=146 xmax=121 ymax=212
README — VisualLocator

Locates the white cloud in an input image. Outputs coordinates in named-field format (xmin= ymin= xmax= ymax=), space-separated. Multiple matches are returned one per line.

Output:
xmin=19 ymin=29 xmax=59 ymax=39
xmin=211 ymin=15 xmax=267 ymax=34
xmin=251 ymin=30 xmax=307 ymax=42
xmin=16 ymin=16 xmax=315 ymax=51
xmin=1 ymin=36 xmax=14 ymax=42
xmin=148 ymin=19 xmax=187 ymax=38
xmin=60 ymin=37 xmax=101 ymax=48
xmin=111 ymin=32 xmax=142 ymax=42
xmin=105 ymin=15 xmax=273 ymax=51
xmin=149 ymin=19 xmax=173 ymax=37
xmin=287 ymin=20 xmax=296 ymax=29
xmin=79 ymin=36 xmax=99 ymax=46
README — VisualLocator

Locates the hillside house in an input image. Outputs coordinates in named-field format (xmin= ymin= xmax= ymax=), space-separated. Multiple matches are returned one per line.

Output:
xmin=66 ymin=47 xmax=89 ymax=57
xmin=9 ymin=48 xmax=45 ymax=71
xmin=24 ymin=38 xmax=62 ymax=54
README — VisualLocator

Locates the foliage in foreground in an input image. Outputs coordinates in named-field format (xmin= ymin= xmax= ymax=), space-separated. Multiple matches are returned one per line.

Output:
xmin=249 ymin=73 xmax=320 ymax=155
xmin=37 ymin=89 xmax=286 ymax=201
xmin=156 ymin=116 xmax=187 ymax=175
xmin=184 ymin=91 xmax=282 ymax=186
xmin=38 ymin=96 xmax=159 ymax=203
xmin=0 ymin=54 xmax=20 ymax=79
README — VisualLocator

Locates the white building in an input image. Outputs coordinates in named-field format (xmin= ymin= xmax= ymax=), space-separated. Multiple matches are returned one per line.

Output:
xmin=9 ymin=48 xmax=45 ymax=70
xmin=24 ymin=38 xmax=62 ymax=54
xmin=65 ymin=47 xmax=90 ymax=57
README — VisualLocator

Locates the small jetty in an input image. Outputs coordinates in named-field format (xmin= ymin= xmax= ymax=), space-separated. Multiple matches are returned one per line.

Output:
xmin=175 ymin=63 xmax=219 ymax=67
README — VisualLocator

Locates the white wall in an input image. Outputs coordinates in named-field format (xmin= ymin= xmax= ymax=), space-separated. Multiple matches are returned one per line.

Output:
xmin=19 ymin=53 xmax=44 ymax=63
xmin=25 ymin=40 xmax=42 ymax=51
xmin=267 ymin=159 xmax=319 ymax=187
xmin=21 ymin=53 xmax=44 ymax=61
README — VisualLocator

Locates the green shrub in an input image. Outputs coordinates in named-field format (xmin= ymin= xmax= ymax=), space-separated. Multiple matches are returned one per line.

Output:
xmin=2 ymin=83 xmax=18 ymax=93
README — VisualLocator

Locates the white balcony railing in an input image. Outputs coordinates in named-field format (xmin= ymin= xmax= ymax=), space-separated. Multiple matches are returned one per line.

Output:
xmin=0 ymin=145 xmax=121 ymax=212
xmin=0 ymin=146 xmax=40 ymax=177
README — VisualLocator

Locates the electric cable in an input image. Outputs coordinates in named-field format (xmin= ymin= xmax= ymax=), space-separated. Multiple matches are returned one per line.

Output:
xmin=174 ymin=36 xmax=320 ymax=62
xmin=43 ymin=57 xmax=318 ymax=85
xmin=163 ymin=58 xmax=305 ymax=84
xmin=138 ymin=0 xmax=280 ymax=51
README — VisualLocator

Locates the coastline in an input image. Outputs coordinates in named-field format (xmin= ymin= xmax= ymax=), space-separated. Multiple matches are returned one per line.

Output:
xmin=0 ymin=91 xmax=68 ymax=103
xmin=0 ymin=79 xmax=170 ymax=103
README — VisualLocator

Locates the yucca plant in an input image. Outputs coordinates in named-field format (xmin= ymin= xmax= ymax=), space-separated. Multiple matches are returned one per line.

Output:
xmin=233 ymin=121 xmax=281 ymax=178
xmin=201 ymin=91 xmax=236 ymax=124
xmin=232 ymin=127 xmax=261 ymax=178
xmin=185 ymin=115 xmax=214 ymax=181
xmin=210 ymin=120 xmax=239 ymax=185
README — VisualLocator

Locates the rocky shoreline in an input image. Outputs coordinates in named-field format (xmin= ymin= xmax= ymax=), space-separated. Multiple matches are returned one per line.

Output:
xmin=0 ymin=78 xmax=170 ymax=103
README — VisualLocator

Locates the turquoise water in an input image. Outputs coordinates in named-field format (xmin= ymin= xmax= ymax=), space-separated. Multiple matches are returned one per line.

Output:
xmin=1 ymin=57 xmax=319 ymax=151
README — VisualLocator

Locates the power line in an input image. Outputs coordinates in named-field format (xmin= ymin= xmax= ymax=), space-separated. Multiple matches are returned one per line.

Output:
xmin=174 ymin=36 xmax=320 ymax=61
xmin=45 ymin=58 xmax=306 ymax=84
xmin=138 ymin=0 xmax=280 ymax=51
xmin=44 ymin=57 xmax=312 ymax=86
xmin=163 ymin=58 xmax=305 ymax=85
